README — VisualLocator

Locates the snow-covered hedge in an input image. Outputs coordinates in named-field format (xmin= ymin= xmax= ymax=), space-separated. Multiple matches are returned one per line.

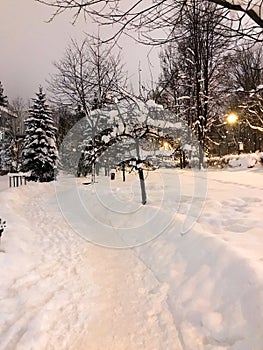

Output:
xmin=207 ymin=152 xmax=263 ymax=169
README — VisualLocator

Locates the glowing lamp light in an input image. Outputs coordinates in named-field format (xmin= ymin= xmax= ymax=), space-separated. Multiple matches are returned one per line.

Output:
xmin=226 ymin=113 xmax=238 ymax=125
xmin=161 ymin=141 xmax=172 ymax=151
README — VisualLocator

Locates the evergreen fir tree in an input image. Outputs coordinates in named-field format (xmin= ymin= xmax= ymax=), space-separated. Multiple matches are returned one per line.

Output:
xmin=1 ymin=140 xmax=16 ymax=172
xmin=0 ymin=81 xmax=8 ymax=107
xmin=21 ymin=87 xmax=58 ymax=182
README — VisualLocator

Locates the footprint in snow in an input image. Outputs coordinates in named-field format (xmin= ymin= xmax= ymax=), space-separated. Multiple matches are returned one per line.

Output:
xmin=241 ymin=197 xmax=262 ymax=204
xmin=221 ymin=198 xmax=246 ymax=208
xmin=223 ymin=218 xmax=256 ymax=233
xmin=226 ymin=224 xmax=250 ymax=233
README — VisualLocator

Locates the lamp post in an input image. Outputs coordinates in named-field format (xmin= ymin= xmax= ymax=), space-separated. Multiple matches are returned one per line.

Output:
xmin=226 ymin=112 xmax=240 ymax=153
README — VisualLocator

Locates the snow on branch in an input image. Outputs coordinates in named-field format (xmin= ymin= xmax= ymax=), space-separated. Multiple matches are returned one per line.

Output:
xmin=75 ymin=99 xmax=186 ymax=174
xmin=246 ymin=118 xmax=263 ymax=131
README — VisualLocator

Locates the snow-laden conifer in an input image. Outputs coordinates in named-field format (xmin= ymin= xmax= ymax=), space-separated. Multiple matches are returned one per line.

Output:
xmin=21 ymin=87 xmax=57 ymax=182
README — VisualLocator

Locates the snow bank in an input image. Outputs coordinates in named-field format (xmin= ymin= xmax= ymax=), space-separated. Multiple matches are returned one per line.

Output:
xmin=135 ymin=169 xmax=263 ymax=349
xmin=224 ymin=152 xmax=262 ymax=169
xmin=208 ymin=152 xmax=263 ymax=169
xmin=137 ymin=222 xmax=263 ymax=349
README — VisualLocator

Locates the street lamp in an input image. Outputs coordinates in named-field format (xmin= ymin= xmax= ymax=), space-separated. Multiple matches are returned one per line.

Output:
xmin=226 ymin=112 xmax=243 ymax=153
xmin=226 ymin=112 xmax=238 ymax=125
xmin=160 ymin=140 xmax=172 ymax=151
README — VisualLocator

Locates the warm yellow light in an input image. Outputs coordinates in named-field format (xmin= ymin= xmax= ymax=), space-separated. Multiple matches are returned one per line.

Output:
xmin=227 ymin=113 xmax=238 ymax=124
xmin=161 ymin=141 xmax=172 ymax=151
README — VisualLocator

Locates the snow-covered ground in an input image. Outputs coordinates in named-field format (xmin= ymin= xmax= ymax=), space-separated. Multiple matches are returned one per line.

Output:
xmin=0 ymin=167 xmax=263 ymax=349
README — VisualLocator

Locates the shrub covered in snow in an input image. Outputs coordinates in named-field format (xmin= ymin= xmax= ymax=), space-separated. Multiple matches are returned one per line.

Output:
xmin=205 ymin=156 xmax=222 ymax=168
xmin=207 ymin=152 xmax=263 ymax=169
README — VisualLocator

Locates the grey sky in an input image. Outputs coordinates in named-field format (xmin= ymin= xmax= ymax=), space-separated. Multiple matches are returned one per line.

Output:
xmin=0 ymin=0 xmax=160 ymax=102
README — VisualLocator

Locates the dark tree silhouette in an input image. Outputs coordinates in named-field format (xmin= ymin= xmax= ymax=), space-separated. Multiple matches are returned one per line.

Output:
xmin=48 ymin=37 xmax=127 ymax=139
xmin=36 ymin=0 xmax=263 ymax=41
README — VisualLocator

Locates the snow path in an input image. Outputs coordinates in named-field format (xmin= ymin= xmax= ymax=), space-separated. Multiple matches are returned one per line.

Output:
xmin=0 ymin=182 xmax=183 ymax=350
xmin=74 ymin=246 xmax=183 ymax=350
xmin=1 ymin=184 xmax=95 ymax=349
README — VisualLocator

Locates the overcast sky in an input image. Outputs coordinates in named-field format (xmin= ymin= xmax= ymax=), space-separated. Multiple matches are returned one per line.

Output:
xmin=0 ymin=0 xmax=160 ymax=103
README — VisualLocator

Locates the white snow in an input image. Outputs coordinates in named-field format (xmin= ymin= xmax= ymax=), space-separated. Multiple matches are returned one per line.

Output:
xmin=224 ymin=152 xmax=260 ymax=168
xmin=0 ymin=165 xmax=263 ymax=349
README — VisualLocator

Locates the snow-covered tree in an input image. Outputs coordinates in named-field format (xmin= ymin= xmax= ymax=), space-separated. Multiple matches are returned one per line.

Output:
xmin=156 ymin=1 xmax=232 ymax=166
xmin=21 ymin=87 xmax=58 ymax=182
xmin=223 ymin=44 xmax=263 ymax=151
xmin=1 ymin=140 xmax=17 ymax=172
xmin=0 ymin=81 xmax=8 ymax=107
xmin=76 ymin=98 xmax=191 ymax=170
xmin=0 ymin=83 xmax=17 ymax=172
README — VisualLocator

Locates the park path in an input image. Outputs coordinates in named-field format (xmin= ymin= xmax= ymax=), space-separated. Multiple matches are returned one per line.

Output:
xmin=0 ymin=180 xmax=183 ymax=350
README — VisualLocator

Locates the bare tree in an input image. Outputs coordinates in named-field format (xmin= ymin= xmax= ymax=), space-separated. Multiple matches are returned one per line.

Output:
xmin=48 ymin=36 xmax=127 ymax=137
xmin=155 ymin=1 xmax=233 ymax=166
xmin=36 ymin=0 xmax=263 ymax=41
xmin=211 ymin=0 xmax=263 ymax=29
xmin=230 ymin=44 xmax=263 ymax=91
xmin=221 ymin=44 xmax=263 ymax=151
xmin=10 ymin=97 xmax=28 ymax=136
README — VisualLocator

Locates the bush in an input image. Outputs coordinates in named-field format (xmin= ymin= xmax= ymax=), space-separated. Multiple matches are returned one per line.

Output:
xmin=207 ymin=152 xmax=263 ymax=169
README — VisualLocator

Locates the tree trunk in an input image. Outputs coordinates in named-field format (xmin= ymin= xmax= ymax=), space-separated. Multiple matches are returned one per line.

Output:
xmin=135 ymin=138 xmax=147 ymax=205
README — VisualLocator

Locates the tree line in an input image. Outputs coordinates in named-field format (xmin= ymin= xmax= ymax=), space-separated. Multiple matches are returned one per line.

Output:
xmin=0 ymin=0 xmax=263 ymax=179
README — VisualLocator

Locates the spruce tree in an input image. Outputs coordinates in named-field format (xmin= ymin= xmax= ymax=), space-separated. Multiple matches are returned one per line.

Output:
xmin=21 ymin=87 xmax=58 ymax=182
xmin=0 ymin=81 xmax=8 ymax=107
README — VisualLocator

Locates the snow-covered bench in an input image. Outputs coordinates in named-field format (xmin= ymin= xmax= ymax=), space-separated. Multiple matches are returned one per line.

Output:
xmin=8 ymin=173 xmax=28 ymax=188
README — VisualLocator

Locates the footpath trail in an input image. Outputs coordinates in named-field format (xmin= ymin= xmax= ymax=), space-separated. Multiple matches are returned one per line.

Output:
xmin=74 ymin=245 xmax=183 ymax=350
xmin=0 ymin=181 xmax=183 ymax=350
xmin=0 ymin=183 xmax=95 ymax=350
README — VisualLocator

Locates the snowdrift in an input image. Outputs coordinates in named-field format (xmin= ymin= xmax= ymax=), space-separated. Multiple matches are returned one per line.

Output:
xmin=208 ymin=151 xmax=263 ymax=169
xmin=137 ymin=221 xmax=263 ymax=349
